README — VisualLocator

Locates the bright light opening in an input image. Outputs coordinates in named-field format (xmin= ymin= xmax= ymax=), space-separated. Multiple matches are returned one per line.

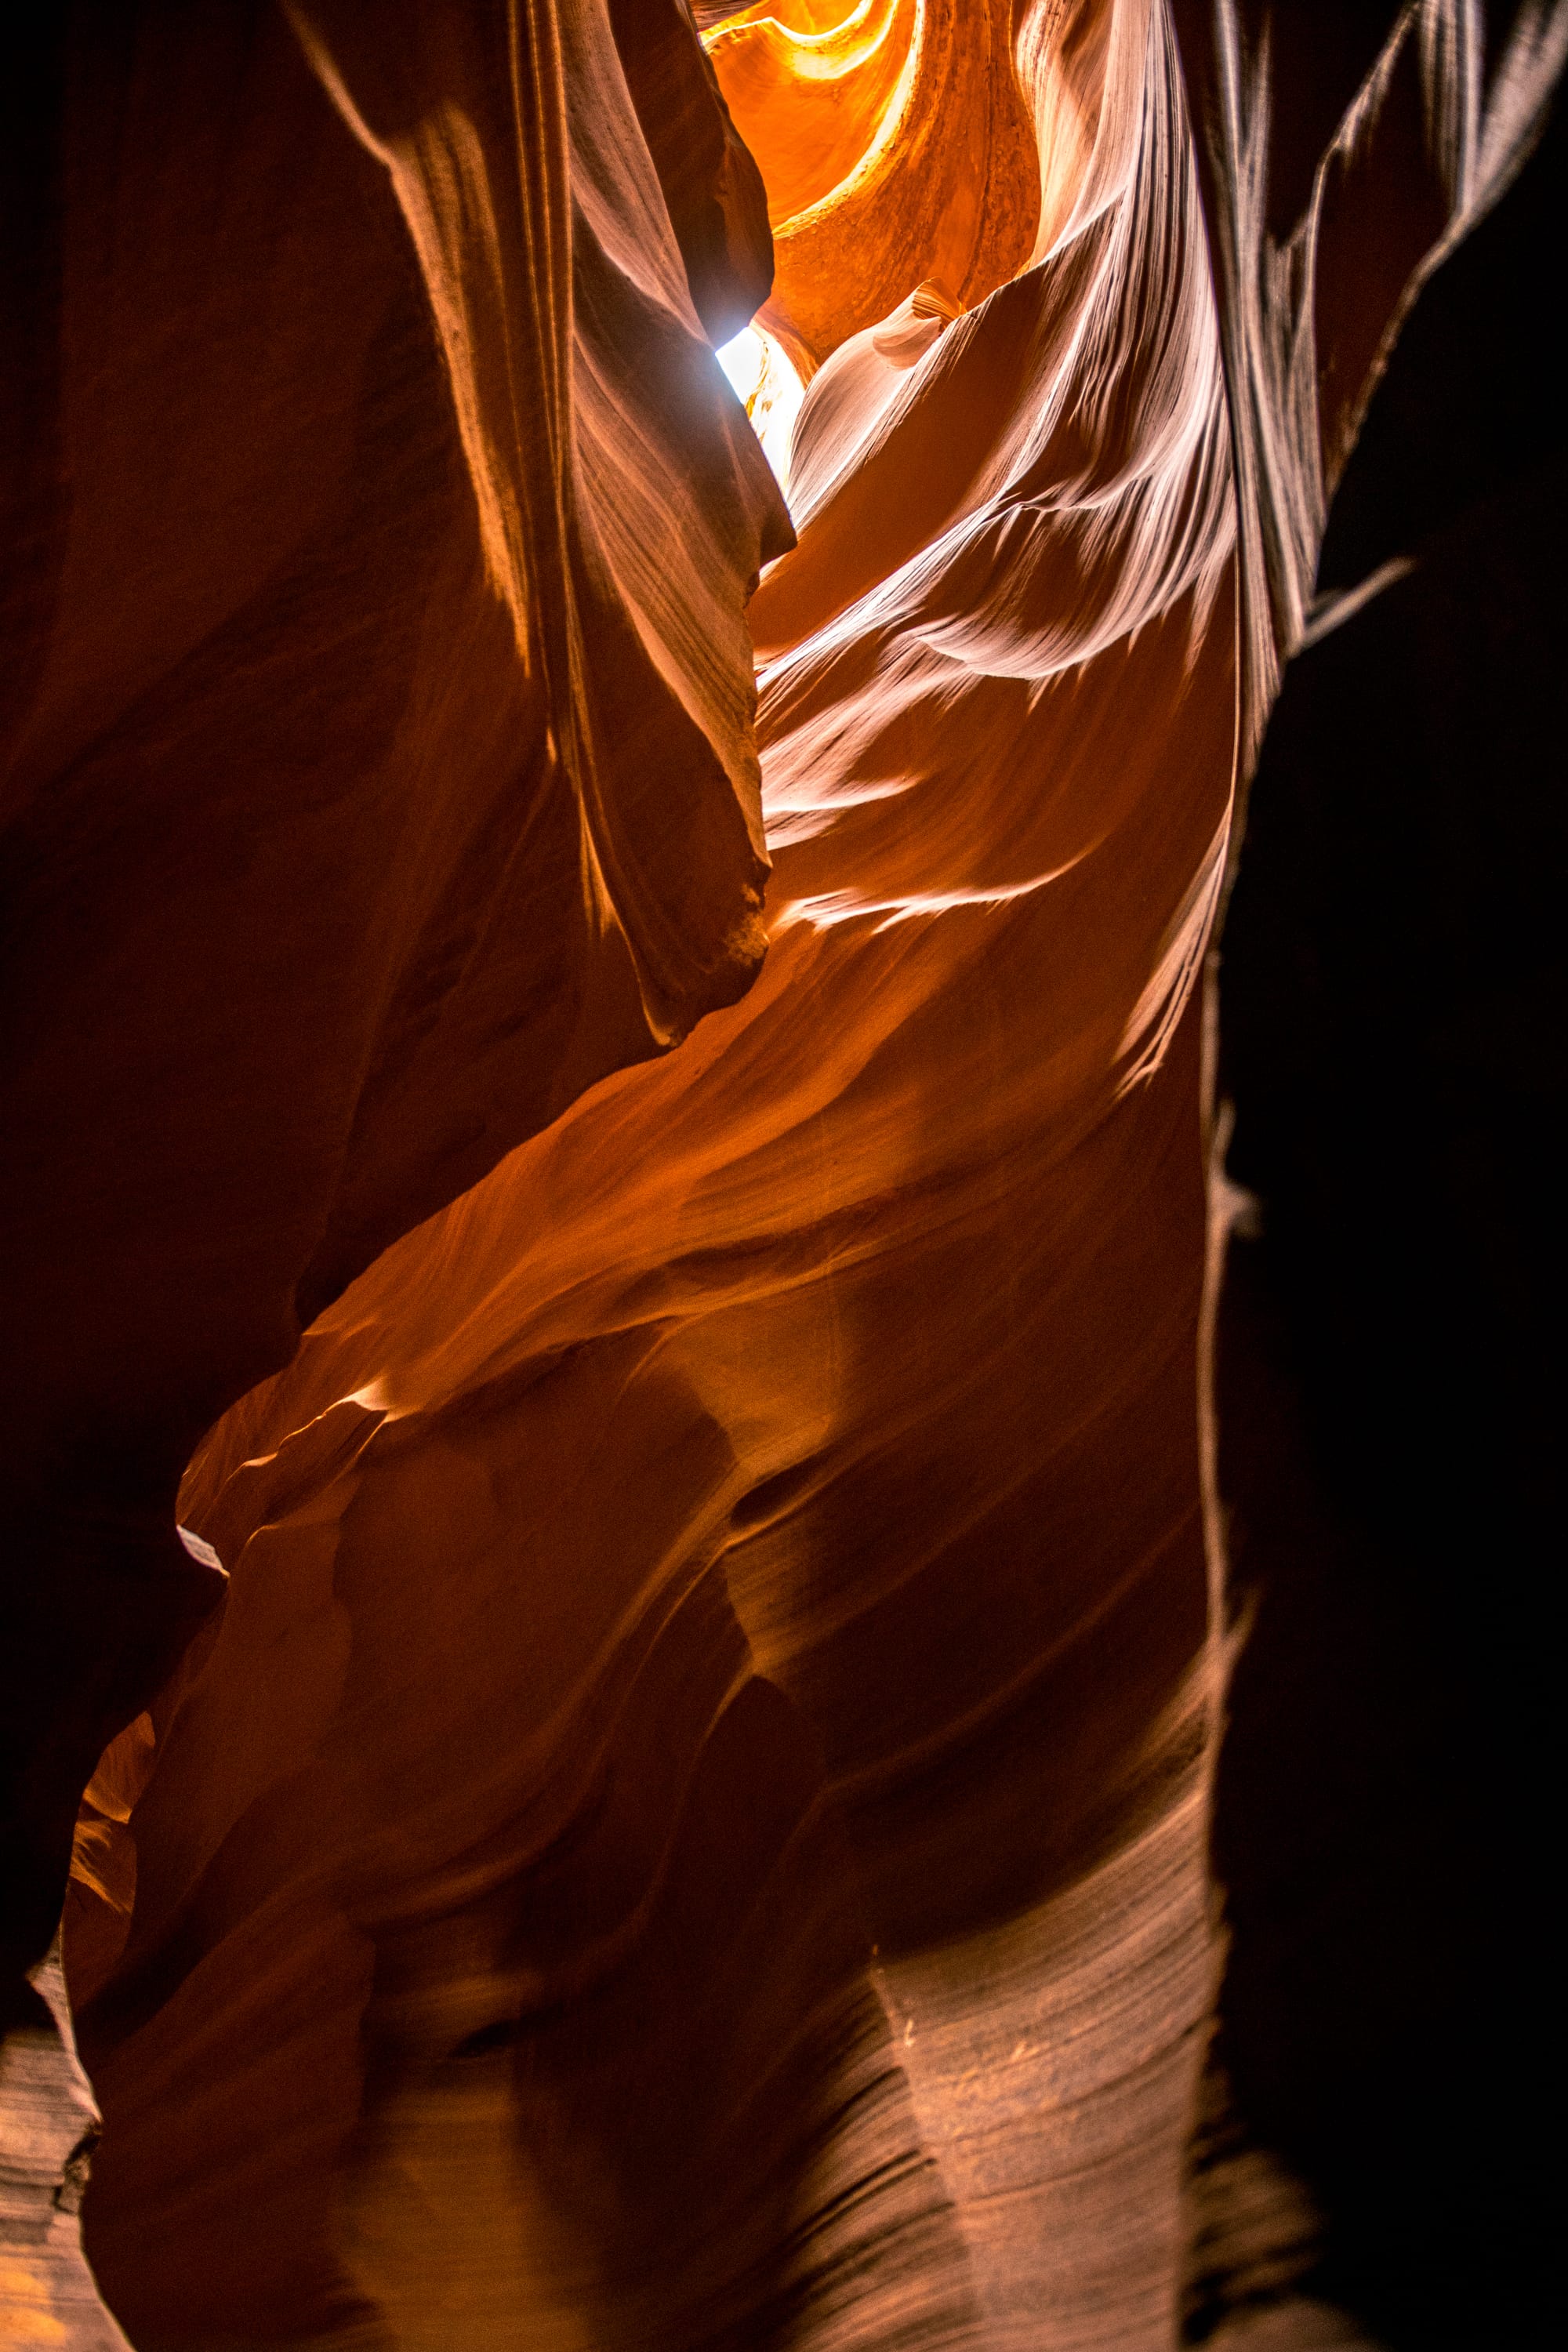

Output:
xmin=717 ymin=325 xmax=805 ymax=499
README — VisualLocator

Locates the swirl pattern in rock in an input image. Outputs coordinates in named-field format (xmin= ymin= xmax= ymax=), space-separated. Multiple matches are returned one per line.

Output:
xmin=5 ymin=4 xmax=1558 ymax=2350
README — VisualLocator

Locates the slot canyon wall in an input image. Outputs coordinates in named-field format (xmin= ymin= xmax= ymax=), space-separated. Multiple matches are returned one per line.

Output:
xmin=1 ymin=5 xmax=1560 ymax=2349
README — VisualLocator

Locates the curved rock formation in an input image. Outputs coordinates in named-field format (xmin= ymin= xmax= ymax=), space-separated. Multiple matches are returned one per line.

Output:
xmin=706 ymin=0 xmax=1040 ymax=370
xmin=1 ymin=0 xmax=787 ymax=1999
xmin=2 ymin=3 xmax=1560 ymax=2348
xmin=60 ymin=5 xmax=1238 ymax=2338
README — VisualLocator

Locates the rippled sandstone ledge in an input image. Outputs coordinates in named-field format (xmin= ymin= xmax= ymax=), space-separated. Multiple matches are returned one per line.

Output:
xmin=2 ymin=4 xmax=1562 ymax=2348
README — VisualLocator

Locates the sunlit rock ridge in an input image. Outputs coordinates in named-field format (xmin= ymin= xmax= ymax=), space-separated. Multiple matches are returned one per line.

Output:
xmin=1 ymin=5 xmax=1560 ymax=2349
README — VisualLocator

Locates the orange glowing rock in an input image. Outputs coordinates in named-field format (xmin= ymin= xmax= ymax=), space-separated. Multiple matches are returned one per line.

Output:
xmin=65 ymin=6 xmax=1238 ymax=2340
xmin=3 ymin=3 xmax=1558 ymax=2348
xmin=708 ymin=0 xmax=1040 ymax=370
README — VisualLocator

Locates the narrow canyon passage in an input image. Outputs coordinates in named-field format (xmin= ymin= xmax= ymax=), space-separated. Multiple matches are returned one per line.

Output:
xmin=2 ymin=5 xmax=1561 ymax=2350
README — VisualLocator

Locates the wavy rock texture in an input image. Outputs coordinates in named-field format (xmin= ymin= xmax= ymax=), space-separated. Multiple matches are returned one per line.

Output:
xmin=0 ymin=0 xmax=786 ymax=1998
xmin=2 ymin=2 xmax=1558 ymax=2349
xmin=67 ymin=4 xmax=1239 ymax=2341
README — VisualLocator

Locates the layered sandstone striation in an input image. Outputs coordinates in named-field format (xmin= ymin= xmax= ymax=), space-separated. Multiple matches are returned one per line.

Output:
xmin=1 ymin=3 xmax=1559 ymax=2348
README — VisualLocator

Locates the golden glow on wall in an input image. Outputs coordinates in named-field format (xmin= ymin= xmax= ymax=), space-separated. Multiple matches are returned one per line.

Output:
xmin=705 ymin=1 xmax=918 ymax=229
xmin=704 ymin=0 xmax=1040 ymax=368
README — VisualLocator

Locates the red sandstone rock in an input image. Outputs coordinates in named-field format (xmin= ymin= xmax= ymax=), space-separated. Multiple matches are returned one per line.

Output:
xmin=1 ymin=0 xmax=786 ymax=2001
xmin=73 ymin=5 xmax=1237 ymax=2339
xmin=1 ymin=5 xmax=1559 ymax=2347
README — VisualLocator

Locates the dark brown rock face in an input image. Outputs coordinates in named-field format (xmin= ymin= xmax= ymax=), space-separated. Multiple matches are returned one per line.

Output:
xmin=1 ymin=0 xmax=786 ymax=2005
xmin=1 ymin=5 xmax=1561 ymax=2349
xmin=1194 ymin=68 xmax=1566 ymax=2349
